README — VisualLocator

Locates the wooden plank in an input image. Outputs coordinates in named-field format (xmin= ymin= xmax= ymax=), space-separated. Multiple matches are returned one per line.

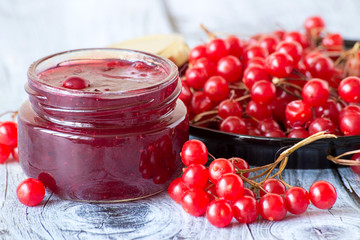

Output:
xmin=0 ymin=161 xmax=10 ymax=238
xmin=337 ymin=167 xmax=360 ymax=203
xmin=253 ymin=169 xmax=360 ymax=240
xmin=2 ymin=162 xmax=360 ymax=240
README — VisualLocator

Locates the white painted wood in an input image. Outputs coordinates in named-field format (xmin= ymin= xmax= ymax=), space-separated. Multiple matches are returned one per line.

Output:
xmin=2 ymin=162 xmax=360 ymax=240
xmin=1 ymin=0 xmax=360 ymax=239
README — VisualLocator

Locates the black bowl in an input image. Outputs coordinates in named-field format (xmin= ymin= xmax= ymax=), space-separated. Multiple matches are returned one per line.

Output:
xmin=189 ymin=40 xmax=360 ymax=169
xmin=190 ymin=126 xmax=360 ymax=169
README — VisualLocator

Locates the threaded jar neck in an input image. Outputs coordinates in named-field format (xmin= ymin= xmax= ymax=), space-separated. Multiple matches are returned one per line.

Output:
xmin=26 ymin=48 xmax=180 ymax=128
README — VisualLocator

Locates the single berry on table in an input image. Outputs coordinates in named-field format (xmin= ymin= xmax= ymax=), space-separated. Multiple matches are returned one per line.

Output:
xmin=181 ymin=188 xmax=210 ymax=217
xmin=233 ymin=196 xmax=259 ymax=223
xmin=259 ymin=193 xmax=287 ymax=221
xmin=206 ymin=199 xmax=233 ymax=227
xmin=168 ymin=178 xmax=188 ymax=203
xmin=284 ymin=187 xmax=309 ymax=215
xmin=309 ymin=180 xmax=337 ymax=210
xmin=16 ymin=178 xmax=45 ymax=207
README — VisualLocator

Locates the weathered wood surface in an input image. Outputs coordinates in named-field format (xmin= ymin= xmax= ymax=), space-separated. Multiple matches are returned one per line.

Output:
xmin=2 ymin=0 xmax=360 ymax=239
xmin=2 ymin=160 xmax=360 ymax=240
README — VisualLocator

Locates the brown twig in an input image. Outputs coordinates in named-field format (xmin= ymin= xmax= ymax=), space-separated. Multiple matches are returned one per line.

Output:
xmin=191 ymin=116 xmax=219 ymax=126
xmin=276 ymin=79 xmax=304 ymax=92
xmin=233 ymin=94 xmax=251 ymax=103
xmin=0 ymin=111 xmax=18 ymax=119
xmin=200 ymin=24 xmax=217 ymax=40
xmin=327 ymin=149 xmax=360 ymax=166
xmin=192 ymin=110 xmax=218 ymax=123
xmin=234 ymin=132 xmax=336 ymax=190
xmin=334 ymin=41 xmax=360 ymax=66
xmin=208 ymin=152 xmax=216 ymax=161
xmin=278 ymin=85 xmax=302 ymax=99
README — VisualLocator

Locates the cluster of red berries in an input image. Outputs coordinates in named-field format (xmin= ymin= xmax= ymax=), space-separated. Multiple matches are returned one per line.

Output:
xmin=0 ymin=120 xmax=18 ymax=163
xmin=0 ymin=114 xmax=45 ymax=207
xmin=180 ymin=16 xmax=360 ymax=137
xmin=168 ymin=139 xmax=337 ymax=228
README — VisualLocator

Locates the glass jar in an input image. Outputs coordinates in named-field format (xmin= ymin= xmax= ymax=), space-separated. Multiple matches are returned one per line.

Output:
xmin=18 ymin=48 xmax=189 ymax=202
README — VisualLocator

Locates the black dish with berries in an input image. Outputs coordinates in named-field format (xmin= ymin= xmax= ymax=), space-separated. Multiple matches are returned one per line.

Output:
xmin=182 ymin=17 xmax=360 ymax=168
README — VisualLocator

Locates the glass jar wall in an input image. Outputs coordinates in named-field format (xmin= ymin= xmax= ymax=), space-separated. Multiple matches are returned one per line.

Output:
xmin=18 ymin=48 xmax=189 ymax=202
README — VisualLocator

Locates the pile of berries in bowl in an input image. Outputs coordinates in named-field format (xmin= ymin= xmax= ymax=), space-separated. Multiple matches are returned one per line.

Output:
xmin=181 ymin=16 xmax=360 ymax=168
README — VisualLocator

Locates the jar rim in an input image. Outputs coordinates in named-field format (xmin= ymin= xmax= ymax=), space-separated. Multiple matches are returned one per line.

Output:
xmin=27 ymin=48 xmax=179 ymax=99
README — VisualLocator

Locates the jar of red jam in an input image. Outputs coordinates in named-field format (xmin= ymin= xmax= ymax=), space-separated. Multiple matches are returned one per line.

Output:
xmin=18 ymin=48 xmax=189 ymax=202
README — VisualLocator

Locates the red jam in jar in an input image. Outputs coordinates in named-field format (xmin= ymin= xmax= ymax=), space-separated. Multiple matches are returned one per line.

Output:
xmin=18 ymin=48 xmax=189 ymax=202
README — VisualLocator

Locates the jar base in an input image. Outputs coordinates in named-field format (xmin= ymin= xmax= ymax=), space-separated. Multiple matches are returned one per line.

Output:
xmin=57 ymin=188 xmax=166 ymax=203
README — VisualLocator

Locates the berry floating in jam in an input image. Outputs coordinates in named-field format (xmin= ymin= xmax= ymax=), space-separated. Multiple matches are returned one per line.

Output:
xmin=62 ymin=76 xmax=89 ymax=89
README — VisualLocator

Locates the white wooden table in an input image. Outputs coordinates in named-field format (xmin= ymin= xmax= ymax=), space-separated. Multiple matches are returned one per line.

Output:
xmin=1 ymin=1 xmax=360 ymax=239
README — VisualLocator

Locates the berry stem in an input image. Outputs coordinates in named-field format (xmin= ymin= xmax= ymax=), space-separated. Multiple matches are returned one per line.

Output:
xmin=264 ymin=156 xmax=289 ymax=182
xmin=191 ymin=116 xmax=219 ymax=126
xmin=247 ymin=168 xmax=272 ymax=180
xmin=233 ymin=94 xmax=251 ymax=103
xmin=200 ymin=24 xmax=217 ymax=40
xmin=291 ymin=68 xmax=308 ymax=80
xmin=276 ymin=132 xmax=336 ymax=159
xmin=334 ymin=41 xmax=360 ymax=66
xmin=192 ymin=110 xmax=219 ymax=123
xmin=204 ymin=183 xmax=215 ymax=191
xmin=229 ymin=90 xmax=236 ymax=101
xmin=235 ymin=132 xmax=336 ymax=191
xmin=278 ymin=85 xmax=302 ymax=99
xmin=238 ymin=172 xmax=264 ymax=191
xmin=229 ymin=82 xmax=247 ymax=90
xmin=327 ymin=149 xmax=360 ymax=166
xmin=0 ymin=111 xmax=18 ymax=120
xmin=208 ymin=152 xmax=216 ymax=160
xmin=237 ymin=161 xmax=275 ymax=174
xmin=276 ymin=79 xmax=304 ymax=92
xmin=278 ymin=174 xmax=293 ymax=188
